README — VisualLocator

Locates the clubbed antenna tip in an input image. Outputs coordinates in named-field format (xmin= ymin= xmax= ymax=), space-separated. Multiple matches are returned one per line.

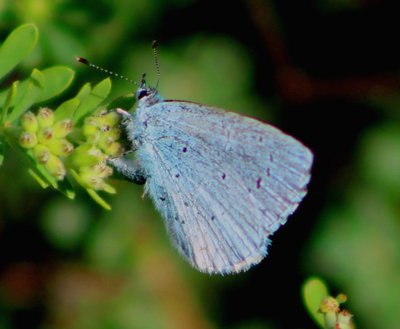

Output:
xmin=75 ymin=56 xmax=137 ymax=86
xmin=75 ymin=57 xmax=90 ymax=66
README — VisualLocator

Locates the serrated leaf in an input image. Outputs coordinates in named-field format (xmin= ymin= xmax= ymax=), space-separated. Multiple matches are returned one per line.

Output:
xmin=1 ymin=80 xmax=19 ymax=124
xmin=6 ymin=69 xmax=44 ymax=123
xmin=302 ymin=277 xmax=329 ymax=328
xmin=54 ymin=98 xmax=80 ymax=121
xmin=0 ymin=135 xmax=5 ymax=166
xmin=37 ymin=66 xmax=75 ymax=102
xmin=0 ymin=24 xmax=38 ymax=80
xmin=73 ymin=78 xmax=111 ymax=124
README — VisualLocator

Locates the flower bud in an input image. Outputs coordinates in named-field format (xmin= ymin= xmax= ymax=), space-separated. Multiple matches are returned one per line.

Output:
xmin=86 ymin=132 xmax=101 ymax=144
xmin=19 ymin=132 xmax=38 ymax=149
xmin=20 ymin=111 xmax=38 ymax=132
xmin=53 ymin=119 xmax=73 ymax=138
xmin=67 ymin=144 xmax=104 ymax=168
xmin=103 ymin=141 xmax=123 ymax=156
xmin=33 ymin=145 xmax=51 ymax=164
xmin=101 ymin=111 xmax=120 ymax=127
xmin=102 ymin=127 xmax=121 ymax=142
xmin=91 ymin=162 xmax=113 ymax=177
xmin=337 ymin=310 xmax=354 ymax=329
xmin=37 ymin=108 xmax=54 ymax=127
xmin=48 ymin=139 xmax=74 ymax=156
xmin=45 ymin=155 xmax=66 ymax=180
xmin=82 ymin=116 xmax=100 ymax=136
xmin=37 ymin=127 xmax=53 ymax=144
xmin=98 ymin=135 xmax=113 ymax=151
xmin=320 ymin=297 xmax=339 ymax=313
xmin=79 ymin=172 xmax=105 ymax=190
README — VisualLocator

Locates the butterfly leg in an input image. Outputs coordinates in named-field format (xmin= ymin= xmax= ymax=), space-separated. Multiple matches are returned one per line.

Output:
xmin=107 ymin=156 xmax=147 ymax=185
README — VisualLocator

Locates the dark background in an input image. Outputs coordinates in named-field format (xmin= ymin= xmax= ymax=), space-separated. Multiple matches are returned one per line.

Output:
xmin=1 ymin=1 xmax=400 ymax=328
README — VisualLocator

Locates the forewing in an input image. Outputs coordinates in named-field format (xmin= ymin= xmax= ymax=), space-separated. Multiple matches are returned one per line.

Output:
xmin=137 ymin=101 xmax=313 ymax=274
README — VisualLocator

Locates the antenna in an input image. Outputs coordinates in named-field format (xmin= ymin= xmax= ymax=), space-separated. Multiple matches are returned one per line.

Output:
xmin=75 ymin=57 xmax=138 ymax=86
xmin=152 ymin=40 xmax=161 ymax=89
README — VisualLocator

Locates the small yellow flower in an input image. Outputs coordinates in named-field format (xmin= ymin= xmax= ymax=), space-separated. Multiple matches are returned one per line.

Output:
xmin=19 ymin=132 xmax=38 ymax=149
xmin=37 ymin=108 xmax=55 ymax=127
xmin=20 ymin=111 xmax=38 ymax=132
xmin=47 ymin=139 xmax=74 ymax=156
xmin=45 ymin=155 xmax=67 ymax=181
xmin=37 ymin=127 xmax=53 ymax=145
xmin=32 ymin=145 xmax=51 ymax=164
xmin=53 ymin=119 xmax=73 ymax=138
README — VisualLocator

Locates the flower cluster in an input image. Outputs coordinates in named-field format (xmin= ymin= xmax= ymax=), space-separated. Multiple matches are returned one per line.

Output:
xmin=67 ymin=110 xmax=124 ymax=192
xmin=319 ymin=294 xmax=354 ymax=329
xmin=19 ymin=108 xmax=73 ymax=180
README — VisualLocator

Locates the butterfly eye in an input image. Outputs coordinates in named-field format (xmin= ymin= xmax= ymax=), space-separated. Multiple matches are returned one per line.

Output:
xmin=137 ymin=89 xmax=149 ymax=100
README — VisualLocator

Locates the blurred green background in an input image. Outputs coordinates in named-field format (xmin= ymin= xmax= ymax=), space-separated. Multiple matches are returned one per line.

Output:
xmin=1 ymin=0 xmax=400 ymax=328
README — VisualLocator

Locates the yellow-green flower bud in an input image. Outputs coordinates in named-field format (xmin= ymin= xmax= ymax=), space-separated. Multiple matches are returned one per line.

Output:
xmin=86 ymin=132 xmax=101 ymax=144
xmin=37 ymin=108 xmax=55 ymax=127
xmin=101 ymin=111 xmax=120 ymax=127
xmin=103 ymin=141 xmax=123 ymax=156
xmin=53 ymin=119 xmax=73 ymax=138
xmin=80 ymin=162 xmax=113 ymax=178
xmin=48 ymin=139 xmax=74 ymax=156
xmin=102 ymin=127 xmax=121 ymax=142
xmin=320 ymin=297 xmax=339 ymax=313
xmin=93 ymin=162 xmax=113 ymax=177
xmin=87 ymin=146 xmax=106 ymax=160
xmin=98 ymin=135 xmax=113 ymax=151
xmin=20 ymin=111 xmax=38 ymax=132
xmin=337 ymin=310 xmax=354 ymax=329
xmin=33 ymin=145 xmax=50 ymax=164
xmin=37 ymin=127 xmax=53 ymax=145
xmin=82 ymin=124 xmax=99 ymax=136
xmin=45 ymin=155 xmax=66 ymax=180
xmin=79 ymin=172 xmax=105 ymax=190
xmin=19 ymin=132 xmax=38 ymax=149
xmin=67 ymin=144 xmax=105 ymax=168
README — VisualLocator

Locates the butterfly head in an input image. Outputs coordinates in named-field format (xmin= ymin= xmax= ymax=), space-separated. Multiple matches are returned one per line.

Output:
xmin=135 ymin=73 xmax=164 ymax=107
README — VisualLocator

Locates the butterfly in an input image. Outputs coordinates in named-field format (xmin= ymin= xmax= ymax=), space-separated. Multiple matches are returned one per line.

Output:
xmin=77 ymin=55 xmax=313 ymax=274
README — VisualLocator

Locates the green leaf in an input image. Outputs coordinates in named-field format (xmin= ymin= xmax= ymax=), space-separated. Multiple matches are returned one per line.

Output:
xmin=37 ymin=66 xmax=75 ymax=102
xmin=57 ymin=178 xmax=76 ymax=200
xmin=73 ymin=78 xmax=111 ymax=124
xmin=28 ymin=169 xmax=50 ymax=189
xmin=0 ymin=24 xmax=38 ymax=80
xmin=1 ymin=80 xmax=19 ymax=124
xmin=0 ymin=66 xmax=74 ymax=113
xmin=0 ymin=135 xmax=5 ymax=166
xmin=54 ymin=98 xmax=80 ymax=121
xmin=6 ymin=69 xmax=44 ymax=123
xmin=302 ymin=277 xmax=329 ymax=329
xmin=86 ymin=188 xmax=111 ymax=210
xmin=6 ymin=136 xmax=59 ymax=189
xmin=75 ymin=82 xmax=92 ymax=100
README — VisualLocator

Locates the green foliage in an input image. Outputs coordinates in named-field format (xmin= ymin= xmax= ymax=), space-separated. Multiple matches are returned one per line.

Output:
xmin=303 ymin=277 xmax=329 ymax=328
xmin=0 ymin=24 xmax=38 ymax=79
xmin=302 ymin=277 xmax=355 ymax=329
xmin=0 ymin=24 xmax=120 ymax=210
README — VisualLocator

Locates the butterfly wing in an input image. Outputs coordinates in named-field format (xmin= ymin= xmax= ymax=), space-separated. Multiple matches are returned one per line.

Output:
xmin=135 ymin=101 xmax=313 ymax=274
